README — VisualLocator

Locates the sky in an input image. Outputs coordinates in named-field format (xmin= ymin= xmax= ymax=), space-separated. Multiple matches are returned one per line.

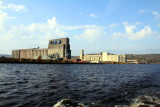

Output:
xmin=0 ymin=0 xmax=160 ymax=55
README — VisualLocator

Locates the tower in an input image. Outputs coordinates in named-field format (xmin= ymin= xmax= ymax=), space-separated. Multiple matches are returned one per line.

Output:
xmin=80 ymin=50 xmax=84 ymax=61
xmin=48 ymin=38 xmax=71 ymax=59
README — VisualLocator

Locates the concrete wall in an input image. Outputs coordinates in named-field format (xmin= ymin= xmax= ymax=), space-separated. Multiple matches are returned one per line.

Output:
xmin=12 ymin=50 xmax=20 ymax=58
xmin=12 ymin=49 xmax=48 ymax=59
xmin=102 ymin=52 xmax=126 ymax=62
xmin=32 ymin=49 xmax=48 ymax=59
xmin=80 ymin=50 xmax=84 ymax=61
xmin=20 ymin=49 xmax=32 ymax=59
xmin=84 ymin=55 xmax=101 ymax=61
xmin=101 ymin=52 xmax=117 ymax=62
xmin=119 ymin=55 xmax=126 ymax=62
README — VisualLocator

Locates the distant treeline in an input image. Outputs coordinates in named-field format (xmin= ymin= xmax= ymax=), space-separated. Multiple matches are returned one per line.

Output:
xmin=126 ymin=54 xmax=160 ymax=64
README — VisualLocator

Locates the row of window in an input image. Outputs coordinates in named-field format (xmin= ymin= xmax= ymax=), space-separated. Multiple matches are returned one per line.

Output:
xmin=49 ymin=40 xmax=61 ymax=44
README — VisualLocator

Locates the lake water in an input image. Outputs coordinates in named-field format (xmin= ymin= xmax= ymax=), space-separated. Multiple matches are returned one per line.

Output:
xmin=0 ymin=64 xmax=160 ymax=107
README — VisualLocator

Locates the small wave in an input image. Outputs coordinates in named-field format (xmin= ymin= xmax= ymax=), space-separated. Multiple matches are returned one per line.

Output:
xmin=1 ymin=82 xmax=15 ymax=85
xmin=15 ymin=70 xmax=20 ymax=73
xmin=53 ymin=96 xmax=160 ymax=107
xmin=53 ymin=99 xmax=86 ymax=107
xmin=115 ymin=96 xmax=160 ymax=107
xmin=16 ymin=81 xmax=28 ymax=84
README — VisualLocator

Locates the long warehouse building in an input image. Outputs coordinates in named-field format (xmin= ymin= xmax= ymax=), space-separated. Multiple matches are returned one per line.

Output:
xmin=12 ymin=38 xmax=71 ymax=59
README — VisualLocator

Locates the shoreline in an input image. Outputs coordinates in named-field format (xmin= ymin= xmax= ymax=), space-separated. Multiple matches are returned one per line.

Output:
xmin=0 ymin=57 xmax=159 ymax=64
xmin=0 ymin=62 xmax=158 ymax=64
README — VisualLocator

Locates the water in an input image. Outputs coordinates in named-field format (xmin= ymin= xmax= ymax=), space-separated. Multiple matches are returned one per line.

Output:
xmin=0 ymin=64 xmax=160 ymax=107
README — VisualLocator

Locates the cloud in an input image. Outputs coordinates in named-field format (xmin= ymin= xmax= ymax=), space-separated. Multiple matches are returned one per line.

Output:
xmin=10 ymin=17 xmax=68 ymax=39
xmin=0 ymin=6 xmax=106 ymax=54
xmin=152 ymin=11 xmax=160 ymax=19
xmin=139 ymin=9 xmax=149 ymax=13
xmin=89 ymin=13 xmax=98 ymax=18
xmin=108 ymin=24 xmax=117 ymax=28
xmin=139 ymin=10 xmax=160 ymax=20
xmin=0 ymin=1 xmax=27 ymax=12
xmin=113 ymin=32 xmax=123 ymax=38
xmin=74 ymin=26 xmax=106 ymax=42
xmin=0 ymin=15 xmax=69 ymax=53
xmin=113 ymin=22 xmax=152 ymax=40
xmin=0 ymin=11 xmax=16 ymax=30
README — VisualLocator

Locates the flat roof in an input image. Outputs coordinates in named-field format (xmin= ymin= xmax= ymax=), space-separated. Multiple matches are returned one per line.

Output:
xmin=86 ymin=53 xmax=100 ymax=55
xmin=12 ymin=48 xmax=48 ymax=51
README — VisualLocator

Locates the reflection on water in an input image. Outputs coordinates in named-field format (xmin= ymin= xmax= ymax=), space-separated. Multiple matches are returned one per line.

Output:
xmin=0 ymin=64 xmax=160 ymax=107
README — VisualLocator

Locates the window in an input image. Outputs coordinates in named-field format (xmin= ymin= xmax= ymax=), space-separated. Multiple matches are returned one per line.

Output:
xmin=49 ymin=41 xmax=53 ymax=44
xmin=57 ymin=40 xmax=61 ymax=44
xmin=53 ymin=40 xmax=57 ymax=44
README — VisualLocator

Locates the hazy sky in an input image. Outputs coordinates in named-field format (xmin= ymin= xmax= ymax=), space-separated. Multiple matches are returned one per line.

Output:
xmin=0 ymin=0 xmax=160 ymax=55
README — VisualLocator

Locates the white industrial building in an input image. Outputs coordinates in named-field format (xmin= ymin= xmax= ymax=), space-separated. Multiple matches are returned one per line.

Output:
xmin=80 ymin=50 xmax=126 ymax=63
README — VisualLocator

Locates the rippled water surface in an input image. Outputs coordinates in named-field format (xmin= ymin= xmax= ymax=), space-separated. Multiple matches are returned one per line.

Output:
xmin=0 ymin=64 xmax=160 ymax=107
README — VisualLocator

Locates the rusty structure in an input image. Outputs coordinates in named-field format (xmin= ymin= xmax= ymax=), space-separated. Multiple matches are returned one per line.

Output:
xmin=12 ymin=38 xmax=71 ymax=59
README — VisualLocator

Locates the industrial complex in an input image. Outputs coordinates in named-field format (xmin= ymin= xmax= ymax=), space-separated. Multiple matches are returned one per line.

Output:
xmin=12 ymin=38 xmax=71 ymax=60
xmin=80 ymin=50 xmax=126 ymax=63
xmin=12 ymin=37 xmax=127 ymax=63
